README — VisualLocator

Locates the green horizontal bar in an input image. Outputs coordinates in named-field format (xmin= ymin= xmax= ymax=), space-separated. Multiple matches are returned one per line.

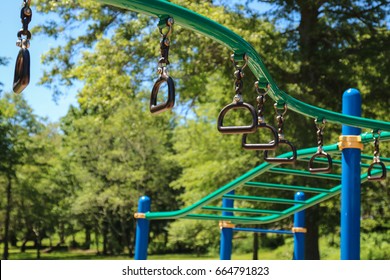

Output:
xmin=99 ymin=0 xmax=390 ymax=131
xmin=223 ymin=194 xmax=307 ymax=205
xmin=202 ymin=206 xmax=282 ymax=215
xmin=300 ymin=157 xmax=390 ymax=170
xmin=269 ymin=167 xmax=341 ymax=180
xmin=361 ymin=132 xmax=390 ymax=143
xmin=361 ymin=154 xmax=390 ymax=163
xmin=184 ymin=214 xmax=279 ymax=223
xmin=244 ymin=181 xmax=331 ymax=193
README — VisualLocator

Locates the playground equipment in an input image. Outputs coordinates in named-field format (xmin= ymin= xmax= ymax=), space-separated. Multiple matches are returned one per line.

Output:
xmin=15 ymin=0 xmax=388 ymax=260
xmin=106 ymin=0 xmax=387 ymax=260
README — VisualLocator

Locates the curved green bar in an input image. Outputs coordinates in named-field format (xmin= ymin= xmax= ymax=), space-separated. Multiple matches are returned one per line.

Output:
xmin=98 ymin=0 xmax=390 ymax=131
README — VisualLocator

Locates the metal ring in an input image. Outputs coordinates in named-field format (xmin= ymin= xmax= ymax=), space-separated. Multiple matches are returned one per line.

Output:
xmin=264 ymin=139 xmax=297 ymax=164
xmin=242 ymin=123 xmax=279 ymax=150
xmin=13 ymin=48 xmax=30 ymax=94
xmin=150 ymin=72 xmax=175 ymax=114
xmin=367 ymin=162 xmax=387 ymax=181
xmin=308 ymin=151 xmax=333 ymax=174
xmin=217 ymin=102 xmax=257 ymax=134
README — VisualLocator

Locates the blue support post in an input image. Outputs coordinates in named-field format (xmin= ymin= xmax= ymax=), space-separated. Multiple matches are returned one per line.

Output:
xmin=293 ymin=192 xmax=306 ymax=260
xmin=135 ymin=196 xmax=151 ymax=260
xmin=220 ymin=190 xmax=234 ymax=260
xmin=341 ymin=88 xmax=362 ymax=260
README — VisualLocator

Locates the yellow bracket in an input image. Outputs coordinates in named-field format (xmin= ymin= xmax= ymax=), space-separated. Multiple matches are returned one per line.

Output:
xmin=292 ymin=227 xmax=307 ymax=233
xmin=134 ymin=213 xmax=146 ymax=219
xmin=219 ymin=221 xmax=235 ymax=229
xmin=338 ymin=135 xmax=364 ymax=150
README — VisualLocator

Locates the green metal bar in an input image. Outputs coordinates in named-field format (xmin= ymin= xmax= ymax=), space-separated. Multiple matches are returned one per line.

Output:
xmin=269 ymin=167 xmax=342 ymax=180
xmin=98 ymin=0 xmax=390 ymax=131
xmin=300 ymin=157 xmax=390 ymax=170
xmin=361 ymin=131 xmax=390 ymax=143
xmin=223 ymin=194 xmax=307 ymax=205
xmin=361 ymin=154 xmax=390 ymax=163
xmin=143 ymin=136 xmax=378 ymax=220
xmin=202 ymin=206 xmax=282 ymax=215
xmin=183 ymin=214 xmax=279 ymax=223
xmin=233 ymin=169 xmax=382 ymax=225
xmin=244 ymin=181 xmax=331 ymax=193
xmin=144 ymin=143 xmax=334 ymax=220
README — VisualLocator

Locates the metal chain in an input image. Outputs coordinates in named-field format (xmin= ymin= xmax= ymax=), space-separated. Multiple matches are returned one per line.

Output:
xmin=274 ymin=104 xmax=287 ymax=140
xmin=17 ymin=0 xmax=32 ymax=49
xmin=373 ymin=130 xmax=381 ymax=163
xmin=255 ymin=81 xmax=269 ymax=124
xmin=158 ymin=17 xmax=174 ymax=73
xmin=231 ymin=54 xmax=248 ymax=103
xmin=315 ymin=119 xmax=326 ymax=153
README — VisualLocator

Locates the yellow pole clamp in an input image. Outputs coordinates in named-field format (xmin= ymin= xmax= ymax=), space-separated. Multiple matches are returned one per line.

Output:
xmin=134 ymin=213 xmax=146 ymax=219
xmin=219 ymin=221 xmax=235 ymax=229
xmin=338 ymin=135 xmax=364 ymax=151
xmin=292 ymin=227 xmax=307 ymax=233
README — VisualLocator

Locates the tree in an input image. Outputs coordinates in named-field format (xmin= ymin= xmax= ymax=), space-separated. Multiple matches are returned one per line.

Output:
xmin=0 ymin=92 xmax=43 ymax=259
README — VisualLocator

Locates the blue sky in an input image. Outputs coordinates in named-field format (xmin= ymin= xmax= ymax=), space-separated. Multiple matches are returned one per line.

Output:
xmin=0 ymin=1 xmax=269 ymax=123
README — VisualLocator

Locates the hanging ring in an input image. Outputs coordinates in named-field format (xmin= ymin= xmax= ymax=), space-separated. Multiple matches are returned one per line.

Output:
xmin=264 ymin=139 xmax=297 ymax=164
xmin=13 ymin=47 xmax=30 ymax=94
xmin=217 ymin=102 xmax=257 ymax=134
xmin=150 ymin=68 xmax=175 ymax=114
xmin=308 ymin=151 xmax=333 ymax=173
xmin=242 ymin=123 xmax=279 ymax=150
xmin=367 ymin=160 xmax=387 ymax=181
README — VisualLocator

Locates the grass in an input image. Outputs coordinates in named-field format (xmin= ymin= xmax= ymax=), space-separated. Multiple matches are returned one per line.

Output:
xmin=2 ymin=236 xmax=340 ymax=260
xmin=2 ymin=232 xmax=388 ymax=260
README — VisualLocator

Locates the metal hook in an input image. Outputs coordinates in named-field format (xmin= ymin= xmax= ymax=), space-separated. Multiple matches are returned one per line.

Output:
xmin=308 ymin=118 xmax=333 ymax=173
xmin=368 ymin=131 xmax=387 ymax=181
xmin=231 ymin=53 xmax=248 ymax=71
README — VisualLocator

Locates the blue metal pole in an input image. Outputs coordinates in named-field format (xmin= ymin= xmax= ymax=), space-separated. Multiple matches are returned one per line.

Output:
xmin=135 ymin=196 xmax=151 ymax=260
xmin=341 ymin=88 xmax=362 ymax=260
xmin=293 ymin=192 xmax=305 ymax=260
xmin=220 ymin=190 xmax=234 ymax=260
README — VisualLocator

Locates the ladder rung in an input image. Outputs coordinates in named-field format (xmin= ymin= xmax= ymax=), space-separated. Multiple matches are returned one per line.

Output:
xmin=184 ymin=214 xmax=276 ymax=223
xmin=361 ymin=154 xmax=390 ymax=163
xmin=269 ymin=167 xmax=341 ymax=180
xmin=223 ymin=194 xmax=307 ymax=205
xmin=233 ymin=227 xmax=293 ymax=235
xmin=244 ymin=181 xmax=331 ymax=193
xmin=202 ymin=206 xmax=282 ymax=215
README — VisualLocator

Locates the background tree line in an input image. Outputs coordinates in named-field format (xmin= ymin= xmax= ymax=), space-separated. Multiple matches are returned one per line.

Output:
xmin=0 ymin=0 xmax=389 ymax=259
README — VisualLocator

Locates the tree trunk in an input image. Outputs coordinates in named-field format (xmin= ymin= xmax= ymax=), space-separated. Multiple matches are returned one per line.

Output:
xmin=252 ymin=232 xmax=259 ymax=260
xmin=59 ymin=222 xmax=65 ymax=244
xmin=305 ymin=205 xmax=320 ymax=259
xmin=3 ymin=174 xmax=13 ymax=260
xmin=34 ymin=229 xmax=41 ymax=260
xmin=102 ymin=220 xmax=108 ymax=255
xmin=94 ymin=224 xmax=100 ymax=254
xmin=21 ymin=239 xmax=28 ymax=253
xmin=84 ymin=226 xmax=91 ymax=249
